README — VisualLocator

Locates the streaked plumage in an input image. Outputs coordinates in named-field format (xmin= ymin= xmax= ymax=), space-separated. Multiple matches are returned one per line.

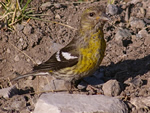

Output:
xmin=13 ymin=6 xmax=108 ymax=83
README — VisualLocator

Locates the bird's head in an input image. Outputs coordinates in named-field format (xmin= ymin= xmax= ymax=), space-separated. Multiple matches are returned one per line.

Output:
xmin=80 ymin=6 xmax=109 ymax=33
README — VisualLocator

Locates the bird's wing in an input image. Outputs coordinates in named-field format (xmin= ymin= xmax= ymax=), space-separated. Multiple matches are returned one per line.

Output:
xmin=33 ymin=39 xmax=79 ymax=72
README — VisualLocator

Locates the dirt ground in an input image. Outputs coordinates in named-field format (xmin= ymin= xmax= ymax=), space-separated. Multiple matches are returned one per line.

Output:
xmin=0 ymin=0 xmax=150 ymax=112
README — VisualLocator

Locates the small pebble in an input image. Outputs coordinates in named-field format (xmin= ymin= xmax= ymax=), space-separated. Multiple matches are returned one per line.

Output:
xmin=11 ymin=97 xmax=26 ymax=109
xmin=17 ymin=38 xmax=28 ymax=50
xmin=115 ymin=28 xmax=131 ymax=41
xmin=40 ymin=2 xmax=51 ymax=10
xmin=55 ymin=14 xmax=61 ymax=19
xmin=130 ymin=77 xmax=143 ymax=87
xmin=27 ymin=58 xmax=31 ymax=62
xmin=35 ymin=59 xmax=42 ymax=65
xmin=6 ymin=48 xmax=11 ymax=53
xmin=137 ymin=29 xmax=148 ymax=38
xmin=102 ymin=80 xmax=122 ymax=96
xmin=15 ymin=24 xmax=24 ymax=31
xmin=54 ymin=3 xmax=61 ymax=9
xmin=144 ymin=35 xmax=150 ymax=45
xmin=14 ymin=55 xmax=20 ymax=62
xmin=23 ymin=24 xmax=32 ymax=35
xmin=107 ymin=4 xmax=118 ymax=15
xmin=130 ymin=17 xmax=145 ymax=29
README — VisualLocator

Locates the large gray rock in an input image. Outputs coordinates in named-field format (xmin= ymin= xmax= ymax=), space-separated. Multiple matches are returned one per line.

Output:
xmin=34 ymin=93 xmax=128 ymax=113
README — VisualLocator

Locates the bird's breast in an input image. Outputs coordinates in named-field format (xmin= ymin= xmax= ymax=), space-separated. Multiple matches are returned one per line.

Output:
xmin=74 ymin=30 xmax=105 ymax=75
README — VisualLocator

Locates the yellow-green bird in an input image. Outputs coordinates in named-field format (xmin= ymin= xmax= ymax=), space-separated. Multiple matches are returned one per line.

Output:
xmin=13 ymin=6 xmax=108 ymax=84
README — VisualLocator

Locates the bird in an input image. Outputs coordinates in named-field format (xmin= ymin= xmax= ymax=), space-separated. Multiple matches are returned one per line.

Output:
xmin=13 ymin=6 xmax=109 ymax=85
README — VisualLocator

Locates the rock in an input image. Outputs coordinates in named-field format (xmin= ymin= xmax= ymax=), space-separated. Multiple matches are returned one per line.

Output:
xmin=102 ymin=80 xmax=122 ymax=96
xmin=54 ymin=3 xmax=61 ymax=9
xmin=130 ymin=96 xmax=150 ymax=109
xmin=28 ymin=33 xmax=41 ymax=47
xmin=49 ymin=79 xmax=71 ymax=91
xmin=132 ymin=39 xmax=143 ymax=47
xmin=55 ymin=14 xmax=61 ymax=19
xmin=130 ymin=77 xmax=143 ymax=87
xmin=115 ymin=28 xmax=132 ymax=41
xmin=6 ymin=48 xmax=11 ymax=53
xmin=14 ymin=55 xmax=20 ymax=62
xmin=10 ymin=96 xmax=26 ymax=110
xmin=77 ymin=82 xmax=87 ymax=90
xmin=34 ymin=93 xmax=128 ymax=113
xmin=115 ymin=28 xmax=132 ymax=47
xmin=144 ymin=18 xmax=150 ymax=24
xmin=129 ymin=17 xmax=145 ymax=29
xmin=125 ymin=6 xmax=129 ymax=22
xmin=146 ymin=7 xmax=150 ymax=18
xmin=17 ymin=37 xmax=28 ymax=50
xmin=107 ymin=4 xmax=118 ymax=15
xmin=37 ymin=76 xmax=71 ymax=92
xmin=137 ymin=29 xmax=148 ymax=38
xmin=15 ymin=24 xmax=24 ymax=31
xmin=40 ymin=2 xmax=51 ymax=10
xmin=23 ymin=24 xmax=32 ymax=35
xmin=144 ymin=35 xmax=150 ymax=45
xmin=35 ymin=59 xmax=42 ymax=65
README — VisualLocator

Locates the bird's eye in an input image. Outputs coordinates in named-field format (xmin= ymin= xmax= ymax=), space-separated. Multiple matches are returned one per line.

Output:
xmin=89 ymin=12 xmax=95 ymax=17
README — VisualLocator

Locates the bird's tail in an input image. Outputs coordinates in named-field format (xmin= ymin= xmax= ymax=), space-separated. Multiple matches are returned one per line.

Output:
xmin=11 ymin=71 xmax=50 ymax=81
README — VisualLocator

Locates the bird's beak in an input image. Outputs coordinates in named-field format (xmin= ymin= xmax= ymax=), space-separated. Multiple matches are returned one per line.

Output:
xmin=97 ymin=13 xmax=109 ymax=22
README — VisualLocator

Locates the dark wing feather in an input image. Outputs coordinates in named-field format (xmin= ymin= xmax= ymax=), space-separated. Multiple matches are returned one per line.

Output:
xmin=33 ymin=39 xmax=79 ymax=72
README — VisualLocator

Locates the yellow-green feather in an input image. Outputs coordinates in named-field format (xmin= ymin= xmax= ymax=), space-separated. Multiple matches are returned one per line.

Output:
xmin=73 ymin=29 xmax=105 ymax=75
xmin=54 ymin=7 xmax=107 ymax=81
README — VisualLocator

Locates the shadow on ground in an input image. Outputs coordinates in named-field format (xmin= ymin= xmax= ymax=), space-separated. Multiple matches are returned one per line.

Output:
xmin=103 ymin=54 xmax=150 ymax=83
